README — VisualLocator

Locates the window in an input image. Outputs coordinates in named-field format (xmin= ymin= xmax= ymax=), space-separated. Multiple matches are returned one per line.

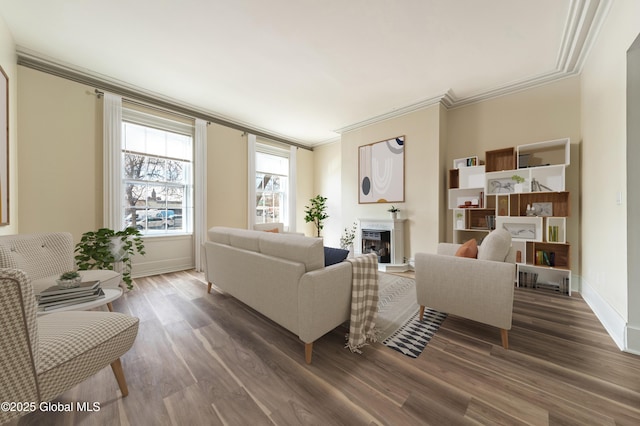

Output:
xmin=255 ymin=145 xmax=289 ymax=226
xmin=122 ymin=109 xmax=193 ymax=235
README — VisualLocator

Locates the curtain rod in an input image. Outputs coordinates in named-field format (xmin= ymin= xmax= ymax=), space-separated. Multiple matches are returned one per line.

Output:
xmin=94 ymin=89 xmax=207 ymax=123
xmin=93 ymin=88 xmax=311 ymax=150
xmin=17 ymin=51 xmax=312 ymax=151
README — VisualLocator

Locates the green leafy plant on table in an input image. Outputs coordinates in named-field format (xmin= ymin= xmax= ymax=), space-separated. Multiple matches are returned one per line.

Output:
xmin=75 ymin=227 xmax=145 ymax=290
xmin=304 ymin=195 xmax=329 ymax=237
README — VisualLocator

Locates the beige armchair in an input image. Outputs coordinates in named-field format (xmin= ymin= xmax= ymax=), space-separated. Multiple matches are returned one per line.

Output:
xmin=0 ymin=233 xmax=122 ymax=309
xmin=0 ymin=268 xmax=139 ymax=424
xmin=415 ymin=229 xmax=516 ymax=349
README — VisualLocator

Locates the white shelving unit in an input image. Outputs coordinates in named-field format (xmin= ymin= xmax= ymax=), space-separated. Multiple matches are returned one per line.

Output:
xmin=449 ymin=138 xmax=573 ymax=295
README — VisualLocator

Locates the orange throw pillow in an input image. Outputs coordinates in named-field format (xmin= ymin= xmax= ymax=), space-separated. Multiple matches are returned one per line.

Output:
xmin=455 ymin=239 xmax=478 ymax=258
xmin=264 ymin=228 xmax=279 ymax=233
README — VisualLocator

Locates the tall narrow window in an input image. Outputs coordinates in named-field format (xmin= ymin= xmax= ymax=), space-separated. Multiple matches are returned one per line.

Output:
xmin=255 ymin=144 xmax=289 ymax=226
xmin=122 ymin=108 xmax=193 ymax=235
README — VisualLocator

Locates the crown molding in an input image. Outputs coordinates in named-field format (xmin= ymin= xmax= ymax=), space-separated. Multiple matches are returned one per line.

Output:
xmin=336 ymin=0 xmax=611 ymax=134
xmin=16 ymin=0 xmax=611 ymax=145
xmin=333 ymin=91 xmax=452 ymax=135
xmin=16 ymin=47 xmax=314 ymax=151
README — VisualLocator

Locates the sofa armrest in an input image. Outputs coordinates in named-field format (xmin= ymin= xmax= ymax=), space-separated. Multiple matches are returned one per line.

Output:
xmin=415 ymin=253 xmax=515 ymax=330
xmin=297 ymin=262 xmax=352 ymax=343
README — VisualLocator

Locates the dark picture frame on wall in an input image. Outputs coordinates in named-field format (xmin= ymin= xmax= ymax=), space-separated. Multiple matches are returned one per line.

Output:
xmin=358 ymin=135 xmax=405 ymax=204
xmin=0 ymin=65 xmax=8 ymax=225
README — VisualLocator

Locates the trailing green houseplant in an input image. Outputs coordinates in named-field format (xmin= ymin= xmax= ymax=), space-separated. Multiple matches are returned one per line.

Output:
xmin=75 ymin=227 xmax=145 ymax=290
xmin=304 ymin=195 xmax=329 ymax=237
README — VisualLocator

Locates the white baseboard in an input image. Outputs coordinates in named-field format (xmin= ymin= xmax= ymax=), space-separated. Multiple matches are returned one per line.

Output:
xmin=132 ymin=258 xmax=194 ymax=279
xmin=580 ymin=277 xmax=627 ymax=351
xmin=626 ymin=324 xmax=640 ymax=356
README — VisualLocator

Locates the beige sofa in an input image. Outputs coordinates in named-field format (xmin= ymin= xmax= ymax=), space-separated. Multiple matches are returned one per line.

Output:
xmin=204 ymin=227 xmax=353 ymax=364
xmin=0 ymin=232 xmax=122 ymax=300
xmin=415 ymin=229 xmax=516 ymax=349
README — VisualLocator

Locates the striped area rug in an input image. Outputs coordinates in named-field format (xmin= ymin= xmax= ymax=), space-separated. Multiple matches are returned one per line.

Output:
xmin=376 ymin=273 xmax=447 ymax=358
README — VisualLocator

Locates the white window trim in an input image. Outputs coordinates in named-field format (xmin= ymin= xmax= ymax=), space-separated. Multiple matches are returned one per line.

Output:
xmin=248 ymin=135 xmax=296 ymax=232
xmin=103 ymin=92 xmax=208 ymax=274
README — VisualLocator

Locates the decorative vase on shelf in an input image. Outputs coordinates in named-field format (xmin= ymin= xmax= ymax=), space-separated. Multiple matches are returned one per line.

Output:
xmin=390 ymin=212 xmax=397 ymax=220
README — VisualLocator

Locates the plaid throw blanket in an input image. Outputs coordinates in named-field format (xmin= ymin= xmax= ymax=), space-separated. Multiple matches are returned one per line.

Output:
xmin=345 ymin=253 xmax=379 ymax=353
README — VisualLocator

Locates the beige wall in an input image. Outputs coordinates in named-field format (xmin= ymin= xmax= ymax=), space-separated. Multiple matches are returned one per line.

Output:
xmin=206 ymin=123 xmax=247 ymax=229
xmin=296 ymin=145 xmax=315 ymax=236
xmin=311 ymin=141 xmax=341 ymax=244
xmin=18 ymin=67 xmax=103 ymax=236
xmin=447 ymin=77 xmax=582 ymax=287
xmin=340 ymin=105 xmax=443 ymax=260
xmin=0 ymin=15 xmax=18 ymax=235
xmin=14 ymin=66 xmax=316 ymax=277
xmin=581 ymin=0 xmax=640 ymax=352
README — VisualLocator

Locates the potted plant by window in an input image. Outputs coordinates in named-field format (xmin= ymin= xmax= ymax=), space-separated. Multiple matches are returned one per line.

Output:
xmin=75 ymin=227 xmax=145 ymax=290
xmin=304 ymin=195 xmax=329 ymax=237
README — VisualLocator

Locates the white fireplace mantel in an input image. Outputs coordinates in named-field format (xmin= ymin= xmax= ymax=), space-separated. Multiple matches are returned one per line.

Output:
xmin=356 ymin=218 xmax=408 ymax=272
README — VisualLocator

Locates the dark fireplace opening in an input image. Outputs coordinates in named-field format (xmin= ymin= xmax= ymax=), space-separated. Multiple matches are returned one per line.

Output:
xmin=362 ymin=229 xmax=391 ymax=264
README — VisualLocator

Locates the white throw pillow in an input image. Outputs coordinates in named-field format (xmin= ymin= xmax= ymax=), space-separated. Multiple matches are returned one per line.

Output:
xmin=478 ymin=229 xmax=512 ymax=262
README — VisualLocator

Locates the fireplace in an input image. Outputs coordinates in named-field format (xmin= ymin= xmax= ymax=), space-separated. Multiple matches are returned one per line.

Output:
xmin=356 ymin=218 xmax=408 ymax=272
xmin=361 ymin=229 xmax=391 ymax=264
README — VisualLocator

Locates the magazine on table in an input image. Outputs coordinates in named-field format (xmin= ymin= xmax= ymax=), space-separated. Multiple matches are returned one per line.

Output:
xmin=38 ymin=288 xmax=106 ymax=311
xmin=38 ymin=280 xmax=101 ymax=297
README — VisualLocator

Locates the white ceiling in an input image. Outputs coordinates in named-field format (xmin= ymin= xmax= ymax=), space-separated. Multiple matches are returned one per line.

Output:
xmin=0 ymin=0 xmax=609 ymax=146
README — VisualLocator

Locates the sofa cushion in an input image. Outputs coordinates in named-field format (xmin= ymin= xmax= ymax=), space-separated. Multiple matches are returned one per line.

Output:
xmin=455 ymin=239 xmax=478 ymax=258
xmin=0 ymin=233 xmax=76 ymax=281
xmin=227 ymin=229 xmax=262 ymax=252
xmin=259 ymin=233 xmax=324 ymax=272
xmin=36 ymin=311 xmax=139 ymax=401
xmin=478 ymin=229 xmax=512 ymax=262
xmin=324 ymin=247 xmax=350 ymax=266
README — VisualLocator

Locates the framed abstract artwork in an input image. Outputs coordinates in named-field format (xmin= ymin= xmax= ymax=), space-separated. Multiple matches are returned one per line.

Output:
xmin=0 ymin=65 xmax=8 ymax=225
xmin=358 ymin=136 xmax=405 ymax=204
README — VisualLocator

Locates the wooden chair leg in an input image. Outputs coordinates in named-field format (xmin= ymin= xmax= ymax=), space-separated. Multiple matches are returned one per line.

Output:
xmin=110 ymin=358 xmax=129 ymax=397
xmin=207 ymin=282 xmax=212 ymax=294
xmin=305 ymin=342 xmax=313 ymax=364
xmin=419 ymin=305 xmax=425 ymax=321
xmin=500 ymin=329 xmax=509 ymax=350
xmin=107 ymin=302 xmax=114 ymax=312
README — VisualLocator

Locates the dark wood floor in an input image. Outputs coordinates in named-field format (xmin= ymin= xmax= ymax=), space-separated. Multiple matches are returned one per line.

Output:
xmin=9 ymin=270 xmax=640 ymax=425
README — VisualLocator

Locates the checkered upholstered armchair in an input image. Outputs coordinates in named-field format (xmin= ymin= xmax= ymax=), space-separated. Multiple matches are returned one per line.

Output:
xmin=0 ymin=269 xmax=139 ymax=423
xmin=0 ymin=232 xmax=122 ymax=300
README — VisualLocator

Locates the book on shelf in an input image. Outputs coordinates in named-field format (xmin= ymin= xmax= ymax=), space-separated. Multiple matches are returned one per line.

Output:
xmin=38 ymin=280 xmax=101 ymax=297
xmin=39 ymin=288 xmax=105 ymax=310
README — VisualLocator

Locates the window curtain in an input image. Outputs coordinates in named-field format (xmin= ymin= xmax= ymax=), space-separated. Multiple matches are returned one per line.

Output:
xmin=194 ymin=119 xmax=207 ymax=271
xmin=247 ymin=134 xmax=257 ymax=230
xmin=103 ymin=93 xmax=123 ymax=230
xmin=288 ymin=146 xmax=297 ymax=232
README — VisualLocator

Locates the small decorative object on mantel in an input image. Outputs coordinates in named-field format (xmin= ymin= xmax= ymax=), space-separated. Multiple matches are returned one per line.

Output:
xmin=387 ymin=205 xmax=400 ymax=220
xmin=57 ymin=271 xmax=81 ymax=289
